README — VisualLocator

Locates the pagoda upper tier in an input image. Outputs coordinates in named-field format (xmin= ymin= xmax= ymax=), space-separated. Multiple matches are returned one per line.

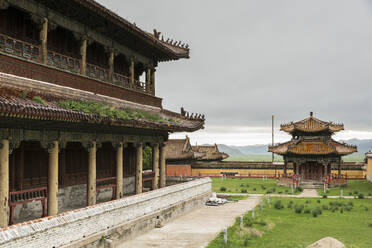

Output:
xmin=269 ymin=139 xmax=357 ymax=156
xmin=280 ymin=112 xmax=344 ymax=134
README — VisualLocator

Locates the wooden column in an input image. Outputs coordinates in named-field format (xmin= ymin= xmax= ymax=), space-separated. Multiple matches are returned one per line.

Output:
xmin=0 ymin=139 xmax=9 ymax=228
xmin=152 ymin=144 xmax=160 ymax=190
xmin=116 ymin=142 xmax=123 ymax=199
xmin=145 ymin=67 xmax=151 ymax=93
xmin=151 ymin=69 xmax=156 ymax=95
xmin=283 ymin=163 xmax=287 ymax=176
xmin=338 ymin=163 xmax=341 ymax=178
xmin=296 ymin=163 xmax=299 ymax=176
xmin=80 ymin=38 xmax=87 ymax=76
xmin=87 ymin=142 xmax=96 ymax=206
xmin=159 ymin=144 xmax=166 ymax=188
xmin=130 ymin=58 xmax=135 ymax=85
xmin=108 ymin=50 xmax=115 ymax=82
xmin=40 ymin=18 xmax=48 ymax=64
xmin=324 ymin=164 xmax=328 ymax=178
xmin=48 ymin=141 xmax=59 ymax=216
xmin=135 ymin=143 xmax=143 ymax=194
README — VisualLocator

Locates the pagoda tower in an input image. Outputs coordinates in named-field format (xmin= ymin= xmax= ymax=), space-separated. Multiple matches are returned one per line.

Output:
xmin=269 ymin=112 xmax=357 ymax=182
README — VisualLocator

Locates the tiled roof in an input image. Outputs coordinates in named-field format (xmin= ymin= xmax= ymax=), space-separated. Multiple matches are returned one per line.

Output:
xmin=269 ymin=139 xmax=357 ymax=156
xmin=281 ymin=112 xmax=344 ymax=133
xmin=73 ymin=0 xmax=190 ymax=60
xmin=192 ymin=145 xmax=229 ymax=161
xmin=164 ymin=138 xmax=195 ymax=160
xmin=0 ymin=73 xmax=204 ymax=132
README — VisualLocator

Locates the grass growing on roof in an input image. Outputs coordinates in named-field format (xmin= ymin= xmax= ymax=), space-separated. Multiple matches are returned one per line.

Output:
xmin=57 ymin=99 xmax=165 ymax=122
xmin=32 ymin=96 xmax=45 ymax=105
xmin=212 ymin=178 xmax=301 ymax=195
xmin=207 ymin=198 xmax=372 ymax=247
xmin=317 ymin=180 xmax=372 ymax=197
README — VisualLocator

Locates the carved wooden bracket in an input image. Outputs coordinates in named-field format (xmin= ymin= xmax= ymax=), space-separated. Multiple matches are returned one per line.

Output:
xmin=0 ymin=0 xmax=9 ymax=10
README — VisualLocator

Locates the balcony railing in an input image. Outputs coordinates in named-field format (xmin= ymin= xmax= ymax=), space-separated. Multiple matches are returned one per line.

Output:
xmin=0 ymin=33 xmax=153 ymax=96
xmin=47 ymin=50 xmax=80 ymax=74
xmin=0 ymin=34 xmax=40 ymax=62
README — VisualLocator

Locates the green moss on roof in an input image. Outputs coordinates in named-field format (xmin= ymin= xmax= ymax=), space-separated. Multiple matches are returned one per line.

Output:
xmin=56 ymin=99 xmax=167 ymax=123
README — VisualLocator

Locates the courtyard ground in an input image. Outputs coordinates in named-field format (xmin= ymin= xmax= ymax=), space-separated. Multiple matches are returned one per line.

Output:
xmin=118 ymin=196 xmax=261 ymax=248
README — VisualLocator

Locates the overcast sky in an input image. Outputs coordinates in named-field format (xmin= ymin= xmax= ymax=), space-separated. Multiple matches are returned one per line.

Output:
xmin=97 ymin=0 xmax=372 ymax=145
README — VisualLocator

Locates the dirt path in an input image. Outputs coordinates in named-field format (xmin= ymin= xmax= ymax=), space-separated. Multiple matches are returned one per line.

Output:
xmin=118 ymin=196 xmax=261 ymax=248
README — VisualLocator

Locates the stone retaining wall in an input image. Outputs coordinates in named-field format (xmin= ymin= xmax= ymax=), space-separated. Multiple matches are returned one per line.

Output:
xmin=0 ymin=178 xmax=211 ymax=248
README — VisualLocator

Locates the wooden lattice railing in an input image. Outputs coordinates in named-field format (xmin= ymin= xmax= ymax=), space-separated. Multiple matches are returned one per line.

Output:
xmin=0 ymin=34 xmax=40 ymax=62
xmin=47 ymin=50 xmax=81 ymax=74
xmin=9 ymin=187 xmax=48 ymax=225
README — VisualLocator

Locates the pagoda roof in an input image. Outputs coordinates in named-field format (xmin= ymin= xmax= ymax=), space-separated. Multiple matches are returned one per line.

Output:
xmin=0 ymin=73 xmax=204 ymax=132
xmin=32 ymin=0 xmax=189 ymax=62
xmin=280 ymin=112 xmax=344 ymax=133
xmin=269 ymin=139 xmax=357 ymax=156
xmin=164 ymin=137 xmax=201 ymax=160
xmin=192 ymin=144 xmax=229 ymax=161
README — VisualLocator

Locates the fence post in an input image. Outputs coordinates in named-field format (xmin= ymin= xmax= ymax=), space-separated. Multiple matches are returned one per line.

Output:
xmin=240 ymin=215 xmax=243 ymax=228
xmin=224 ymin=228 xmax=227 ymax=244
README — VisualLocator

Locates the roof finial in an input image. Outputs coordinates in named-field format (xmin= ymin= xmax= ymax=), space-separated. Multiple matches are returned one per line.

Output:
xmin=310 ymin=111 xmax=313 ymax=117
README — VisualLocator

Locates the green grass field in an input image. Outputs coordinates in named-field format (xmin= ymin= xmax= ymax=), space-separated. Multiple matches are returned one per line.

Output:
xmin=207 ymin=197 xmax=372 ymax=248
xmin=317 ymin=180 xmax=372 ymax=197
xmin=212 ymin=178 xmax=301 ymax=195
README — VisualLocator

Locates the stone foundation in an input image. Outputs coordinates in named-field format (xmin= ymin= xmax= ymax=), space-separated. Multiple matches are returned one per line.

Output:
xmin=11 ymin=176 xmax=135 ymax=224
xmin=0 ymin=178 xmax=211 ymax=248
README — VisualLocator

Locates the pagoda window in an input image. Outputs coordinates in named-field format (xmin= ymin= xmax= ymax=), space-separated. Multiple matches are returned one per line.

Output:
xmin=96 ymin=142 xmax=115 ymax=179
xmin=0 ymin=7 xmax=39 ymax=44
xmin=134 ymin=62 xmax=145 ymax=81
xmin=114 ymin=54 xmax=130 ymax=77
xmin=123 ymin=144 xmax=136 ymax=177
xmin=48 ymin=27 xmax=80 ymax=59
xmin=86 ymin=41 xmax=109 ymax=69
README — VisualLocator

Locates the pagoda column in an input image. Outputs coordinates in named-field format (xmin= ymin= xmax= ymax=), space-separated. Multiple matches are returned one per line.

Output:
xmin=108 ymin=49 xmax=115 ymax=82
xmin=48 ymin=141 xmax=59 ymax=216
xmin=146 ymin=67 xmax=151 ymax=93
xmin=40 ymin=18 xmax=48 ymax=64
xmin=283 ymin=163 xmax=287 ymax=177
xmin=116 ymin=142 xmax=123 ymax=199
xmin=87 ymin=142 xmax=96 ymax=206
xmin=0 ymin=139 xmax=9 ymax=228
xmin=296 ymin=163 xmax=299 ymax=176
xmin=130 ymin=58 xmax=135 ymax=85
xmin=135 ymin=143 xmax=143 ymax=194
xmin=151 ymin=69 xmax=156 ymax=95
xmin=159 ymin=144 xmax=166 ymax=188
xmin=80 ymin=38 xmax=88 ymax=76
xmin=152 ymin=144 xmax=160 ymax=190
xmin=338 ymin=162 xmax=341 ymax=178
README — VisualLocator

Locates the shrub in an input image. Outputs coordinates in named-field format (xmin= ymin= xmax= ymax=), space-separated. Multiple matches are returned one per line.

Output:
xmin=317 ymin=199 xmax=321 ymax=203
xmin=368 ymin=193 xmax=371 ymax=196
xmin=278 ymin=191 xmax=282 ymax=194
xmin=296 ymin=186 xmax=303 ymax=192
xmin=340 ymin=208 xmax=344 ymax=214
xmin=368 ymin=223 xmax=372 ymax=228
xmin=322 ymin=194 xmax=327 ymax=198
xmin=358 ymin=193 xmax=364 ymax=199
xmin=287 ymin=202 xmax=293 ymax=209
xmin=243 ymin=216 xmax=253 ymax=227
xmin=322 ymin=205 xmax=329 ymax=210
xmin=349 ymin=192 xmax=352 ymax=196
xmin=365 ymin=207 xmax=369 ymax=212
xmin=253 ymin=188 xmax=257 ymax=191
xmin=243 ymin=235 xmax=250 ymax=246
xmin=304 ymin=208 xmax=311 ymax=214
xmin=240 ymin=183 xmax=245 ymax=187
xmin=261 ymin=185 xmax=266 ymax=190
xmin=295 ymin=204 xmax=304 ymax=214
xmin=305 ymin=200 xmax=311 ymax=204
xmin=347 ymin=201 xmax=353 ymax=207
xmin=345 ymin=206 xmax=352 ymax=211
xmin=353 ymin=191 xmax=359 ymax=195
xmin=312 ymin=207 xmax=322 ymax=217
xmin=274 ymin=200 xmax=284 ymax=209
xmin=220 ymin=187 xmax=227 ymax=192
xmin=285 ymin=189 xmax=289 ymax=193
xmin=241 ymin=189 xmax=247 ymax=193
xmin=254 ymin=218 xmax=267 ymax=226
xmin=246 ymin=184 xmax=250 ymax=188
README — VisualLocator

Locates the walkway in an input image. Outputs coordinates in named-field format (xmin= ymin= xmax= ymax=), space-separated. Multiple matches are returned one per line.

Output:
xmin=119 ymin=196 xmax=261 ymax=248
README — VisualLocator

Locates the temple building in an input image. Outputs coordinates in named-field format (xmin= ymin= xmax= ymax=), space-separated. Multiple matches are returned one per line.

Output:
xmin=269 ymin=112 xmax=357 ymax=183
xmin=164 ymin=137 xmax=228 ymax=177
xmin=0 ymin=0 xmax=205 ymax=227
xmin=366 ymin=152 xmax=372 ymax=182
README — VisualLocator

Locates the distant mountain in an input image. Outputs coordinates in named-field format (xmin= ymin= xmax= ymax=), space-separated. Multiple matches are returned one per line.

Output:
xmin=217 ymin=139 xmax=372 ymax=156
xmin=217 ymin=144 xmax=244 ymax=156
